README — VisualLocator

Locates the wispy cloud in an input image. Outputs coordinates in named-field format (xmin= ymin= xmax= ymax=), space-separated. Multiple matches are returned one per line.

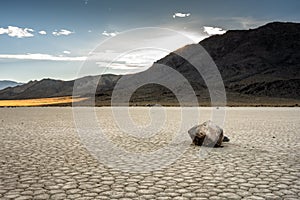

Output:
xmin=63 ymin=50 xmax=71 ymax=54
xmin=38 ymin=30 xmax=47 ymax=35
xmin=173 ymin=12 xmax=191 ymax=19
xmin=0 ymin=26 xmax=34 ymax=38
xmin=0 ymin=53 xmax=86 ymax=61
xmin=92 ymin=50 xmax=168 ymax=73
xmin=52 ymin=29 xmax=74 ymax=36
xmin=102 ymin=30 xmax=119 ymax=37
xmin=203 ymin=26 xmax=227 ymax=35
xmin=82 ymin=28 xmax=201 ymax=74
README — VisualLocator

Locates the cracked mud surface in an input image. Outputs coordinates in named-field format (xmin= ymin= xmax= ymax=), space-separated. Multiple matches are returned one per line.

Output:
xmin=0 ymin=107 xmax=299 ymax=199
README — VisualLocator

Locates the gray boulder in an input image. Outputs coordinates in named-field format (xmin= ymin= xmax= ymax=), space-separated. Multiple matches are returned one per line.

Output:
xmin=188 ymin=120 xmax=224 ymax=147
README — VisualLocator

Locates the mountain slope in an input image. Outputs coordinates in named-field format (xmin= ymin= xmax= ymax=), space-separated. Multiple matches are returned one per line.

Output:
xmin=153 ymin=22 xmax=300 ymax=100
xmin=200 ymin=22 xmax=300 ymax=86
xmin=0 ymin=80 xmax=23 ymax=90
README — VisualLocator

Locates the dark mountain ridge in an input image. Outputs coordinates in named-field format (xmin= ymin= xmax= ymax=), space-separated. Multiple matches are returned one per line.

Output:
xmin=152 ymin=22 xmax=300 ymax=101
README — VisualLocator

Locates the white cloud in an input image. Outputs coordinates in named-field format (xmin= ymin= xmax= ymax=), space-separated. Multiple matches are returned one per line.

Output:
xmin=96 ymin=62 xmax=141 ymax=70
xmin=0 ymin=28 xmax=8 ymax=35
xmin=0 ymin=53 xmax=86 ymax=61
xmin=0 ymin=26 xmax=34 ymax=38
xmin=102 ymin=30 xmax=119 ymax=37
xmin=173 ymin=12 xmax=191 ymax=19
xmin=38 ymin=30 xmax=47 ymax=35
xmin=88 ymin=30 xmax=92 ymax=33
xmin=63 ymin=50 xmax=71 ymax=54
xmin=52 ymin=29 xmax=74 ymax=36
xmin=93 ymin=49 xmax=169 ymax=73
xmin=203 ymin=26 xmax=227 ymax=35
xmin=82 ymin=28 xmax=201 ymax=75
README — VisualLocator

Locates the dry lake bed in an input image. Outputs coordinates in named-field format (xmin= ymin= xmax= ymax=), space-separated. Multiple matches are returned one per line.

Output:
xmin=0 ymin=107 xmax=299 ymax=200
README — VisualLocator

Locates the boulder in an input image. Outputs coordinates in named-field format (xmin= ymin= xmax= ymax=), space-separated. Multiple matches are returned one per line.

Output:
xmin=188 ymin=120 xmax=224 ymax=147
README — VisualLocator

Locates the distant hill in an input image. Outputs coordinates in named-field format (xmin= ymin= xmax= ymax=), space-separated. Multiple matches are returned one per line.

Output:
xmin=0 ymin=75 xmax=120 ymax=100
xmin=0 ymin=22 xmax=299 ymax=106
xmin=0 ymin=80 xmax=23 ymax=90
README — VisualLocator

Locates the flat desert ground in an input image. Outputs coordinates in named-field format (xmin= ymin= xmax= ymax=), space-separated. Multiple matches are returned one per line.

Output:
xmin=0 ymin=107 xmax=299 ymax=200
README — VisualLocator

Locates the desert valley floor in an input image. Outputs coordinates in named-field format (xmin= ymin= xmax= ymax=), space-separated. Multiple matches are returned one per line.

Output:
xmin=0 ymin=107 xmax=299 ymax=200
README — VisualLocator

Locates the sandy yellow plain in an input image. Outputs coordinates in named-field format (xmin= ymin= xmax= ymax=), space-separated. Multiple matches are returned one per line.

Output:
xmin=0 ymin=96 xmax=88 ymax=107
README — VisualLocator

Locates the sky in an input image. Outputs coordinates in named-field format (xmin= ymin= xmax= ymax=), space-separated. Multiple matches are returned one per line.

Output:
xmin=0 ymin=0 xmax=299 ymax=83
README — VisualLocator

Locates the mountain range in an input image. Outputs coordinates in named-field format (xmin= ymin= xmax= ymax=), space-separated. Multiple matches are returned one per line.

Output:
xmin=0 ymin=80 xmax=23 ymax=90
xmin=0 ymin=22 xmax=299 ymax=106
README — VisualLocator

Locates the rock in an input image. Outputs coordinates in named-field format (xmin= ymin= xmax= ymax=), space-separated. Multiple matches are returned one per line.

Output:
xmin=223 ymin=136 xmax=230 ymax=142
xmin=188 ymin=120 xmax=224 ymax=147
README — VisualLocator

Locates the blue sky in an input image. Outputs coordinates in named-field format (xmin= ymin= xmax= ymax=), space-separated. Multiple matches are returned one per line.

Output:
xmin=0 ymin=0 xmax=299 ymax=82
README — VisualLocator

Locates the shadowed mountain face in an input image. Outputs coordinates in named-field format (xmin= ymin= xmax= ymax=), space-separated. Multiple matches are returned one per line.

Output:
xmin=0 ymin=80 xmax=23 ymax=90
xmin=200 ymin=22 xmax=300 ymax=99
xmin=0 ymin=22 xmax=299 ymax=105
xmin=0 ymin=79 xmax=74 ymax=100
xmin=0 ymin=75 xmax=121 ymax=100
xmin=153 ymin=22 xmax=300 ymax=100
